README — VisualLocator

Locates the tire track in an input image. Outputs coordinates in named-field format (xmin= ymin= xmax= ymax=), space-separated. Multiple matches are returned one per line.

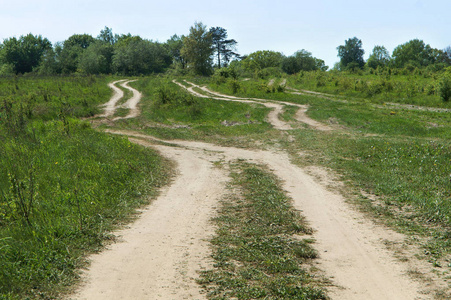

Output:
xmin=96 ymin=79 xmax=142 ymax=120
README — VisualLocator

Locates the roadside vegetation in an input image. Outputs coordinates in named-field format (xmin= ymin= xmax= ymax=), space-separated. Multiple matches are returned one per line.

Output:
xmin=198 ymin=163 xmax=326 ymax=299
xmin=288 ymin=68 xmax=451 ymax=107
xmin=200 ymin=70 xmax=451 ymax=267
xmin=0 ymin=76 xmax=170 ymax=299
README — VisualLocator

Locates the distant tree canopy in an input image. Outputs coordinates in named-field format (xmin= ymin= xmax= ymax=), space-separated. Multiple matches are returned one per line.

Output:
xmin=367 ymin=45 xmax=391 ymax=69
xmin=242 ymin=50 xmax=284 ymax=72
xmin=78 ymin=41 xmax=114 ymax=74
xmin=1 ymin=24 xmax=450 ymax=77
xmin=392 ymin=39 xmax=435 ymax=68
xmin=282 ymin=50 xmax=328 ymax=74
xmin=58 ymin=34 xmax=96 ymax=73
xmin=337 ymin=37 xmax=365 ymax=70
xmin=166 ymin=34 xmax=186 ymax=69
xmin=0 ymin=34 xmax=52 ymax=74
xmin=97 ymin=26 xmax=116 ymax=45
xmin=113 ymin=39 xmax=171 ymax=75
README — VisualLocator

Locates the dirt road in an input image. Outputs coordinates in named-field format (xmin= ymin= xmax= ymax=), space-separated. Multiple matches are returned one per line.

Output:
xmin=71 ymin=80 xmax=440 ymax=299
xmin=73 ymin=139 xmax=226 ymax=300
xmin=176 ymin=80 xmax=332 ymax=131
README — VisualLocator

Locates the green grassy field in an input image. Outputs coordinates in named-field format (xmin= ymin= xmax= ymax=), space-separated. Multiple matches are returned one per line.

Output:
xmin=210 ymin=75 xmax=451 ymax=262
xmin=0 ymin=75 xmax=171 ymax=299
xmin=286 ymin=69 xmax=451 ymax=107
xmin=201 ymin=75 xmax=451 ymax=265
xmin=119 ymin=76 xmax=279 ymax=147
xmin=1 ymin=72 xmax=450 ymax=299
xmin=118 ymin=74 xmax=451 ymax=294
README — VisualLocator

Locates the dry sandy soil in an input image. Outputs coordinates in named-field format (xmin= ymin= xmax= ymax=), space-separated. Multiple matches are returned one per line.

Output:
xmin=70 ymin=80 xmax=447 ymax=300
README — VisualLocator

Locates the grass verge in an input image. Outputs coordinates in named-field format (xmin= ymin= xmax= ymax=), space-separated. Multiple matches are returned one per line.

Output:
xmin=0 ymin=75 xmax=172 ymax=299
xmin=198 ymin=163 xmax=327 ymax=299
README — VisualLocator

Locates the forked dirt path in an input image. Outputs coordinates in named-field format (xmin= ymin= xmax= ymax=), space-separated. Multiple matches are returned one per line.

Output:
xmin=70 ymin=81 xmax=439 ymax=300
xmin=113 ymin=80 xmax=142 ymax=120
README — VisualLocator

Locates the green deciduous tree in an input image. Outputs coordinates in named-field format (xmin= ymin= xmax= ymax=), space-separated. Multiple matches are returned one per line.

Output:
xmin=0 ymin=34 xmax=52 ymax=74
xmin=337 ymin=37 xmax=365 ymax=70
xmin=180 ymin=22 xmax=214 ymax=75
xmin=242 ymin=50 xmax=284 ymax=72
xmin=79 ymin=41 xmax=114 ymax=74
xmin=209 ymin=27 xmax=238 ymax=68
xmin=112 ymin=39 xmax=171 ymax=75
xmin=281 ymin=49 xmax=328 ymax=74
xmin=444 ymin=46 xmax=451 ymax=63
xmin=367 ymin=45 xmax=391 ymax=69
xmin=97 ymin=26 xmax=116 ymax=45
xmin=392 ymin=39 xmax=435 ymax=68
xmin=59 ymin=34 xmax=96 ymax=73
xmin=166 ymin=34 xmax=186 ymax=69
xmin=35 ymin=48 xmax=60 ymax=75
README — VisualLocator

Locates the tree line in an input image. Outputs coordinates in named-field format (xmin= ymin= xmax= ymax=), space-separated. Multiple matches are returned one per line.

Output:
xmin=336 ymin=37 xmax=451 ymax=72
xmin=1 ymin=22 xmax=450 ymax=77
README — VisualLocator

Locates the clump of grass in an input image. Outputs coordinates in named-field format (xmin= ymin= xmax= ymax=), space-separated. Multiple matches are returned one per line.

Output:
xmin=198 ymin=163 xmax=326 ymax=299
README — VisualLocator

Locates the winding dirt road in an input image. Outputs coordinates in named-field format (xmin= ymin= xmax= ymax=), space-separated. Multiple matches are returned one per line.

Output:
xmin=175 ymin=80 xmax=332 ymax=131
xmin=97 ymin=79 xmax=142 ymax=120
xmin=70 ymin=80 xmax=444 ymax=300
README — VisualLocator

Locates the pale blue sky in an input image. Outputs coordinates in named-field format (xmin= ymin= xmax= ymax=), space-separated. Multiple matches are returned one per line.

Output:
xmin=1 ymin=0 xmax=449 ymax=68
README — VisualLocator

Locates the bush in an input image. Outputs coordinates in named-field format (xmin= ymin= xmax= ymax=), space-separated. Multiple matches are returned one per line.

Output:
xmin=0 ymin=64 xmax=15 ymax=76
xmin=228 ymin=78 xmax=241 ymax=94
xmin=255 ymin=67 xmax=283 ymax=79
xmin=212 ymin=67 xmax=239 ymax=85
xmin=155 ymin=84 xmax=197 ymax=107
xmin=438 ymin=75 xmax=451 ymax=102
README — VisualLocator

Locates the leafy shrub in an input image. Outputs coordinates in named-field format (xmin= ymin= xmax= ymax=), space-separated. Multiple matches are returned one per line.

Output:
xmin=438 ymin=75 xmax=451 ymax=102
xmin=366 ymin=81 xmax=383 ymax=97
xmin=155 ymin=84 xmax=198 ymax=108
xmin=228 ymin=78 xmax=241 ymax=94
xmin=212 ymin=67 xmax=239 ymax=85
xmin=255 ymin=67 xmax=283 ymax=79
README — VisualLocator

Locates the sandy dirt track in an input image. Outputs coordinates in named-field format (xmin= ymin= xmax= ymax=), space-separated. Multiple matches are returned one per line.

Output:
xmin=97 ymin=79 xmax=142 ymax=120
xmin=98 ymin=80 xmax=126 ymax=117
xmin=70 ymin=80 xmax=441 ymax=300
xmin=72 ymin=139 xmax=225 ymax=300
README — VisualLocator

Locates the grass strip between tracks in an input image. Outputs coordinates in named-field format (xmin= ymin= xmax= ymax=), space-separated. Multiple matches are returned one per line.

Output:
xmin=198 ymin=162 xmax=327 ymax=299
